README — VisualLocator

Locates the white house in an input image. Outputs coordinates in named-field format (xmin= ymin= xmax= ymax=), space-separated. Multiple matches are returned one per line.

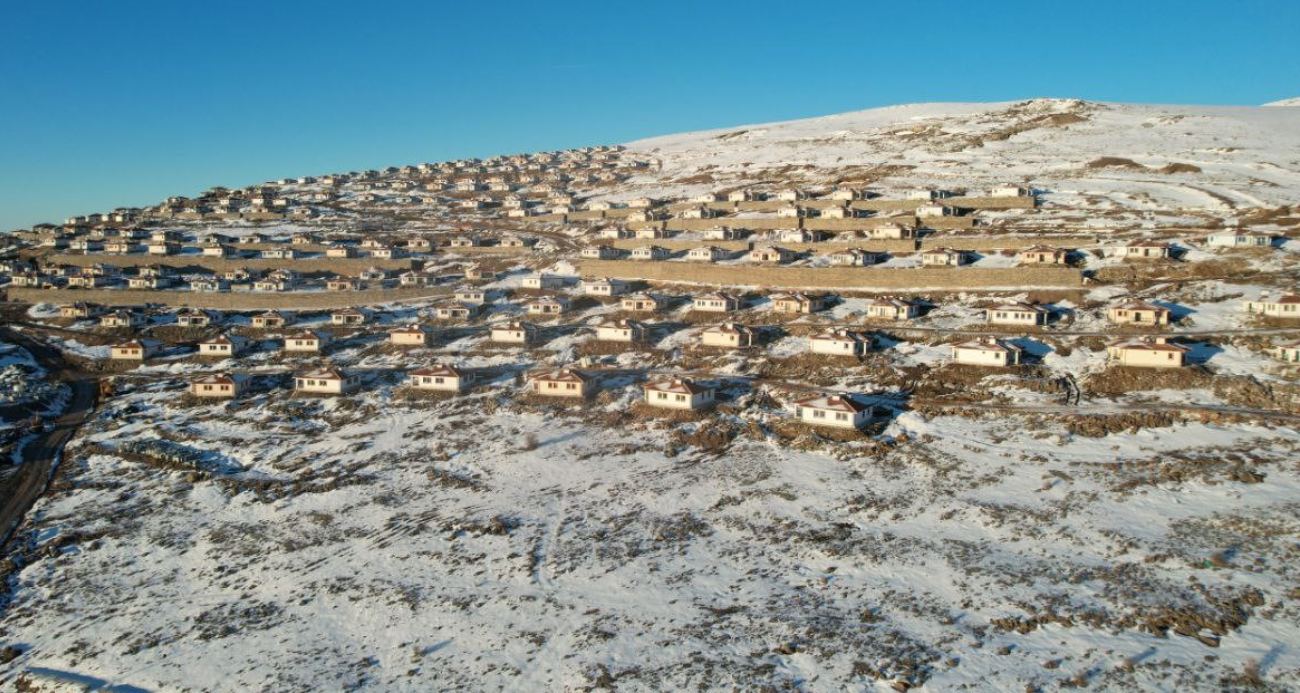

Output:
xmin=190 ymin=373 xmax=243 ymax=399
xmin=795 ymin=394 xmax=872 ymax=430
xmin=865 ymin=298 xmax=922 ymax=321
xmin=809 ymin=328 xmax=871 ymax=357
xmin=687 ymin=246 xmax=728 ymax=262
xmin=1107 ymin=301 xmax=1172 ymax=326
xmin=921 ymin=247 xmax=973 ymax=266
xmin=620 ymin=293 xmax=665 ymax=312
xmin=630 ymin=245 xmax=670 ymax=261
xmin=1206 ymin=230 xmax=1274 ymax=248
xmin=527 ymin=296 xmax=570 ymax=316
xmin=294 ymin=367 xmax=362 ymax=395
xmin=1246 ymin=294 xmax=1300 ymax=319
xmin=389 ymin=324 xmax=433 ymax=346
xmin=1107 ymin=338 xmax=1190 ymax=368
xmin=951 ymin=338 xmax=1023 ymax=367
xmin=175 ymin=308 xmax=213 ymax=327
xmin=749 ymin=246 xmax=795 ymax=264
xmin=581 ymin=277 xmax=630 ymax=297
xmin=1017 ymin=245 xmax=1068 ymax=265
xmin=986 ymin=303 xmax=1050 ymax=326
xmin=528 ymin=368 xmax=595 ymax=398
xmin=700 ymin=322 xmax=755 ymax=348
xmin=596 ymin=319 xmax=648 ymax=343
xmin=331 ymin=308 xmax=369 ymax=326
xmin=581 ymin=244 xmax=621 ymax=260
xmin=1269 ymin=340 xmax=1300 ymax=363
xmin=197 ymin=335 xmax=250 ymax=357
xmin=434 ymin=302 xmax=479 ymax=320
xmin=284 ymin=330 xmax=333 ymax=353
xmin=408 ymin=363 xmax=474 ymax=392
xmin=693 ymin=292 xmax=743 ymax=313
xmin=869 ymin=223 xmax=917 ymax=240
xmin=990 ymin=185 xmax=1033 ymax=198
xmin=828 ymin=248 xmax=886 ymax=266
xmin=1119 ymin=240 xmax=1173 ymax=260
xmin=109 ymin=339 xmax=162 ymax=361
xmin=643 ymin=377 xmax=715 ymax=411
xmin=522 ymin=273 xmax=567 ymax=290
xmin=490 ymin=321 xmax=539 ymax=344
xmin=770 ymin=293 xmax=828 ymax=314
xmin=251 ymin=311 xmax=286 ymax=329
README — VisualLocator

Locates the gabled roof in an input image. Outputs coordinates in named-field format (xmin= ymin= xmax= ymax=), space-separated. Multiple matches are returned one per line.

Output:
xmin=192 ymin=373 xmax=238 ymax=386
xmin=704 ymin=322 xmax=753 ymax=335
xmin=953 ymin=338 xmax=1022 ymax=353
xmin=599 ymin=319 xmax=646 ymax=330
xmin=288 ymin=330 xmax=328 ymax=341
xmin=695 ymin=291 xmax=742 ymax=302
xmin=389 ymin=324 xmax=430 ymax=334
xmin=795 ymin=393 xmax=869 ymax=413
xmin=991 ymin=302 xmax=1049 ymax=313
xmin=1110 ymin=338 xmax=1190 ymax=353
xmin=528 ymin=368 xmax=590 ymax=383
xmin=199 ymin=335 xmax=248 ymax=346
xmin=644 ymin=377 xmax=711 ymax=395
xmin=1111 ymin=301 xmax=1169 ymax=312
xmin=1127 ymin=239 xmax=1172 ymax=248
xmin=409 ymin=363 xmax=467 ymax=378
xmin=297 ymin=366 xmax=350 ymax=380
xmin=493 ymin=320 xmax=536 ymax=331
xmin=811 ymin=328 xmax=869 ymax=342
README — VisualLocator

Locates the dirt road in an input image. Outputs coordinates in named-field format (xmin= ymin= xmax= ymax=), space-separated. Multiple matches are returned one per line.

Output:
xmin=0 ymin=326 xmax=99 ymax=551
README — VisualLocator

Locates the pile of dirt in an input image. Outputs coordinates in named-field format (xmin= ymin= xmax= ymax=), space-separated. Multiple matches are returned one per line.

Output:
xmin=1086 ymin=156 xmax=1147 ymax=170
xmin=1159 ymin=162 xmax=1203 ymax=174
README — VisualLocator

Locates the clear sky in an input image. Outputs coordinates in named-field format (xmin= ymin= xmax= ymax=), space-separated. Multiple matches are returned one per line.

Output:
xmin=1 ymin=0 xmax=1296 ymax=230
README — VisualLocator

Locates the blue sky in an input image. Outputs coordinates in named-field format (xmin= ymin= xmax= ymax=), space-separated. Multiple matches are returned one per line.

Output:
xmin=1 ymin=0 xmax=1296 ymax=230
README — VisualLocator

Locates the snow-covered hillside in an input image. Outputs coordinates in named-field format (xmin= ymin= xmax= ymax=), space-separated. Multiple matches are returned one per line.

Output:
xmin=625 ymin=99 xmax=1300 ymax=213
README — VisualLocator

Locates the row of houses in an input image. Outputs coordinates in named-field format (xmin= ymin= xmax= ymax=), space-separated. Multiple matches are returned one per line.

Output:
xmin=192 ymin=366 xmax=874 ymax=431
xmin=581 ymin=243 xmax=1073 ymax=266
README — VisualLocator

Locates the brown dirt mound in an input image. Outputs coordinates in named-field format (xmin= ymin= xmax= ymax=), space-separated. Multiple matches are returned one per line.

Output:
xmin=1159 ymin=162 xmax=1203 ymax=174
xmin=1086 ymin=157 xmax=1146 ymax=170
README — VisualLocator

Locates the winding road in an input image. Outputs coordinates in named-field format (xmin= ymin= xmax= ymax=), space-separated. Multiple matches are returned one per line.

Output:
xmin=0 ymin=326 xmax=100 ymax=552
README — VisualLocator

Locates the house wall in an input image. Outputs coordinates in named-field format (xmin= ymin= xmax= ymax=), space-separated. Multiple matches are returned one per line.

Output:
xmin=798 ymin=407 xmax=866 ymax=429
xmin=191 ymin=383 xmax=239 ymax=398
xmin=645 ymin=389 xmax=712 ymax=410
xmin=1109 ymin=348 xmax=1185 ymax=368
xmin=952 ymin=347 xmax=1013 ymax=367
xmin=411 ymin=375 xmax=464 ymax=391
xmin=390 ymin=332 xmax=429 ymax=346
xmin=701 ymin=332 xmax=746 ymax=348
xmin=810 ymin=338 xmax=863 ymax=356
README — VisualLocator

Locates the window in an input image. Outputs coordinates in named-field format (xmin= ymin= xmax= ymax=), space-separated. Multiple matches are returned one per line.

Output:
xmin=675 ymin=394 xmax=686 ymax=402
xmin=836 ymin=413 xmax=848 ymax=421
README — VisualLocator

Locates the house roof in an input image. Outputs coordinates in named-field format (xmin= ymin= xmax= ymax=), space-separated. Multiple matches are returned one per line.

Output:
xmin=1127 ymin=240 xmax=1172 ymax=248
xmin=389 ymin=324 xmax=430 ymax=334
xmin=410 ymin=364 xmax=466 ymax=378
xmin=297 ymin=367 xmax=349 ymax=380
xmin=811 ymin=328 xmax=869 ymax=342
xmin=991 ymin=302 xmax=1048 ymax=313
xmin=528 ymin=368 xmax=590 ymax=383
xmin=953 ymin=338 xmax=1022 ymax=353
xmin=200 ymin=335 xmax=247 ymax=346
xmin=600 ymin=319 xmax=645 ymax=330
xmin=192 ymin=373 xmax=238 ymax=386
xmin=288 ymin=330 xmax=327 ymax=340
xmin=866 ymin=297 xmax=916 ymax=308
xmin=695 ymin=291 xmax=741 ymax=302
xmin=1110 ymin=339 xmax=1190 ymax=353
xmin=704 ymin=322 xmax=753 ymax=335
xmin=1019 ymin=245 xmax=1062 ymax=254
xmin=644 ymin=377 xmax=711 ymax=395
xmin=795 ymin=393 xmax=869 ymax=413
xmin=1112 ymin=301 xmax=1169 ymax=312
xmin=494 ymin=321 xmax=536 ymax=331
